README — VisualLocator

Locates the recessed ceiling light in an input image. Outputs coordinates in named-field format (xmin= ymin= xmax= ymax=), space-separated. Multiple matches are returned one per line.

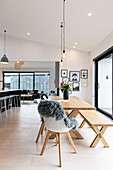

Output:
xmin=73 ymin=46 xmax=76 ymax=48
xmin=74 ymin=42 xmax=78 ymax=45
xmin=27 ymin=32 xmax=30 ymax=35
xmin=88 ymin=13 xmax=92 ymax=16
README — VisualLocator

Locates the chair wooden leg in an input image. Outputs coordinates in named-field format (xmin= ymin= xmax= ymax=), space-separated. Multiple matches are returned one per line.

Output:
xmin=58 ymin=133 xmax=62 ymax=167
xmin=66 ymin=132 xmax=77 ymax=154
xmin=35 ymin=122 xmax=45 ymax=143
xmin=40 ymin=130 xmax=51 ymax=155
xmin=41 ymin=123 xmax=45 ymax=135
xmin=56 ymin=134 xmax=58 ymax=146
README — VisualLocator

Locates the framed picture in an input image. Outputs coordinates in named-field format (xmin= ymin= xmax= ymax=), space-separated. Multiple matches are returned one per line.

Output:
xmin=81 ymin=79 xmax=88 ymax=87
xmin=81 ymin=69 xmax=88 ymax=79
xmin=62 ymin=77 xmax=68 ymax=84
xmin=69 ymin=71 xmax=80 ymax=82
xmin=61 ymin=69 xmax=68 ymax=78
xmin=72 ymin=82 xmax=80 ymax=91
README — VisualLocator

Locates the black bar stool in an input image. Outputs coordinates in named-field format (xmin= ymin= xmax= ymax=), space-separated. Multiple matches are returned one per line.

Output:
xmin=0 ymin=97 xmax=7 ymax=113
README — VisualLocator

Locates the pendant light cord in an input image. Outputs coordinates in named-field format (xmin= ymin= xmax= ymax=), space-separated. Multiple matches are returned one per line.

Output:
xmin=60 ymin=22 xmax=63 ymax=59
xmin=63 ymin=0 xmax=65 ymax=52
xmin=4 ymin=30 xmax=6 ymax=55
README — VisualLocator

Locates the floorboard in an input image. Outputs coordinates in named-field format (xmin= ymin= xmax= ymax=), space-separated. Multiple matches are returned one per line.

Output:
xmin=0 ymin=102 xmax=113 ymax=170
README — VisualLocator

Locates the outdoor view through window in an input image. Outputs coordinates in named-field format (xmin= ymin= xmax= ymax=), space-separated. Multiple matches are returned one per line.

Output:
xmin=3 ymin=72 xmax=50 ymax=95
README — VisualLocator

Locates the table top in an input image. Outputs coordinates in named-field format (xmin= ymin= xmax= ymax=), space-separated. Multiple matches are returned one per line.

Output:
xmin=49 ymin=96 xmax=96 ymax=110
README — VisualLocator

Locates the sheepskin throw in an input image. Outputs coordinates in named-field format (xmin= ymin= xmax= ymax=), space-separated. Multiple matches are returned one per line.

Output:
xmin=38 ymin=100 xmax=78 ymax=130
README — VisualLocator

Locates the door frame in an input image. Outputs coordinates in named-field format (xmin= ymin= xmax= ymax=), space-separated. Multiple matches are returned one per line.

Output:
xmin=93 ymin=46 xmax=113 ymax=119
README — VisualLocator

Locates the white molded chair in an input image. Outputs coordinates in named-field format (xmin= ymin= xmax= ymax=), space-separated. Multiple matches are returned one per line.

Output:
xmin=40 ymin=117 xmax=77 ymax=167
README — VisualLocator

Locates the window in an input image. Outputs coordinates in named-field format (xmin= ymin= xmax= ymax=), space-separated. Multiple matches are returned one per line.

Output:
xmin=4 ymin=73 xmax=19 ymax=90
xmin=3 ymin=72 xmax=50 ymax=95
xmin=20 ymin=73 xmax=33 ymax=90
xmin=35 ymin=73 xmax=50 ymax=95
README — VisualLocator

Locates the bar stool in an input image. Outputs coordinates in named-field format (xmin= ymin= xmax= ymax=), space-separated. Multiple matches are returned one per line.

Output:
xmin=7 ymin=96 xmax=13 ymax=109
xmin=0 ymin=97 xmax=7 ymax=113
xmin=15 ymin=95 xmax=20 ymax=107
xmin=10 ymin=95 xmax=16 ymax=107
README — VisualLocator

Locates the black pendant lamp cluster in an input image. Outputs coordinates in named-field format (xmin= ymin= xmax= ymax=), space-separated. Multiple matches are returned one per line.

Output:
xmin=60 ymin=0 xmax=66 ymax=66
xmin=1 ymin=30 xmax=9 ymax=64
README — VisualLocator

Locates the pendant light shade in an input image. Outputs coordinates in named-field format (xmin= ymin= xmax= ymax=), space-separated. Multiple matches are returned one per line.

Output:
xmin=1 ymin=30 xmax=9 ymax=64
xmin=1 ymin=54 xmax=9 ymax=64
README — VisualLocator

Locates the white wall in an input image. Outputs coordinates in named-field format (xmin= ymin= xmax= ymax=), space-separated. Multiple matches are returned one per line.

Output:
xmin=0 ymin=35 xmax=92 ymax=103
xmin=60 ymin=50 xmax=91 ymax=103
xmin=0 ymin=34 xmax=60 ymax=61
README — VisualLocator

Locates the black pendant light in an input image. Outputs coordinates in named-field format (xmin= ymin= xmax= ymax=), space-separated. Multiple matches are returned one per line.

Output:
xmin=1 ymin=30 xmax=9 ymax=64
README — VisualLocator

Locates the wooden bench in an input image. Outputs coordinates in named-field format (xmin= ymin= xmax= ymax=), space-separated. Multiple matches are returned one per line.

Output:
xmin=79 ymin=110 xmax=113 ymax=148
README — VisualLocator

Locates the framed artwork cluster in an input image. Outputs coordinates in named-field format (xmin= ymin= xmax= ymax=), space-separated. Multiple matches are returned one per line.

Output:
xmin=61 ymin=68 xmax=88 ymax=91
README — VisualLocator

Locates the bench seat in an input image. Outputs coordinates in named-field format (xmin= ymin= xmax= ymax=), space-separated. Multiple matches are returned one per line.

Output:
xmin=79 ymin=110 xmax=113 ymax=148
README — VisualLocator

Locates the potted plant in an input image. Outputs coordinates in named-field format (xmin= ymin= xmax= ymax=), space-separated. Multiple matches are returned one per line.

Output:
xmin=60 ymin=82 xmax=72 ymax=99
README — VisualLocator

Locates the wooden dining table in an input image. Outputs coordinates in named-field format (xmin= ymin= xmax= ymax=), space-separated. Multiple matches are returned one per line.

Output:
xmin=49 ymin=96 xmax=96 ymax=139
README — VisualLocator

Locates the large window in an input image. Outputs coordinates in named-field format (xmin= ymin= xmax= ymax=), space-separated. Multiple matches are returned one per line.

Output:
xmin=94 ymin=47 xmax=113 ymax=119
xmin=4 ymin=73 xmax=19 ymax=90
xmin=20 ymin=73 xmax=33 ymax=90
xmin=35 ymin=73 xmax=50 ymax=95
xmin=3 ymin=72 xmax=50 ymax=95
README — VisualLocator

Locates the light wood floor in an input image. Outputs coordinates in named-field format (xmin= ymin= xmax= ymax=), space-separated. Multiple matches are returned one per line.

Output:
xmin=0 ymin=103 xmax=113 ymax=170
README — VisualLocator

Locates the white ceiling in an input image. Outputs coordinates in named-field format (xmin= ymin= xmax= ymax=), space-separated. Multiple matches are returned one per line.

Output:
xmin=0 ymin=0 xmax=113 ymax=52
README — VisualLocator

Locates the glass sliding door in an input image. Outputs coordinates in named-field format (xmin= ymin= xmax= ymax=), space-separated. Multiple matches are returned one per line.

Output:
xmin=94 ymin=48 xmax=113 ymax=119
xmin=98 ymin=55 xmax=112 ymax=115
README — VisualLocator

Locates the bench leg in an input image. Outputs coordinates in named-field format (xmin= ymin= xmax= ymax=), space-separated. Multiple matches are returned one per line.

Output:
xmin=90 ymin=126 xmax=109 ymax=148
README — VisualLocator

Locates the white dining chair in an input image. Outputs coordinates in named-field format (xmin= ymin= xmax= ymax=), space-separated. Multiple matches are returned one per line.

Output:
xmin=40 ymin=116 xmax=77 ymax=167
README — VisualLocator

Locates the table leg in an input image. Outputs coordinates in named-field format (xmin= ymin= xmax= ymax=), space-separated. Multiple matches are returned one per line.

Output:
xmin=67 ymin=109 xmax=79 ymax=118
xmin=79 ymin=120 xmax=86 ymax=128
xmin=72 ymin=129 xmax=84 ymax=139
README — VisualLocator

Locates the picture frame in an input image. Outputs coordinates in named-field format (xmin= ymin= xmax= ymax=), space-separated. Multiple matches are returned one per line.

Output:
xmin=69 ymin=71 xmax=80 ymax=82
xmin=81 ymin=69 xmax=88 ymax=79
xmin=61 ymin=69 xmax=68 ymax=78
xmin=72 ymin=82 xmax=80 ymax=91
xmin=62 ymin=77 xmax=68 ymax=84
xmin=81 ymin=79 xmax=88 ymax=87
